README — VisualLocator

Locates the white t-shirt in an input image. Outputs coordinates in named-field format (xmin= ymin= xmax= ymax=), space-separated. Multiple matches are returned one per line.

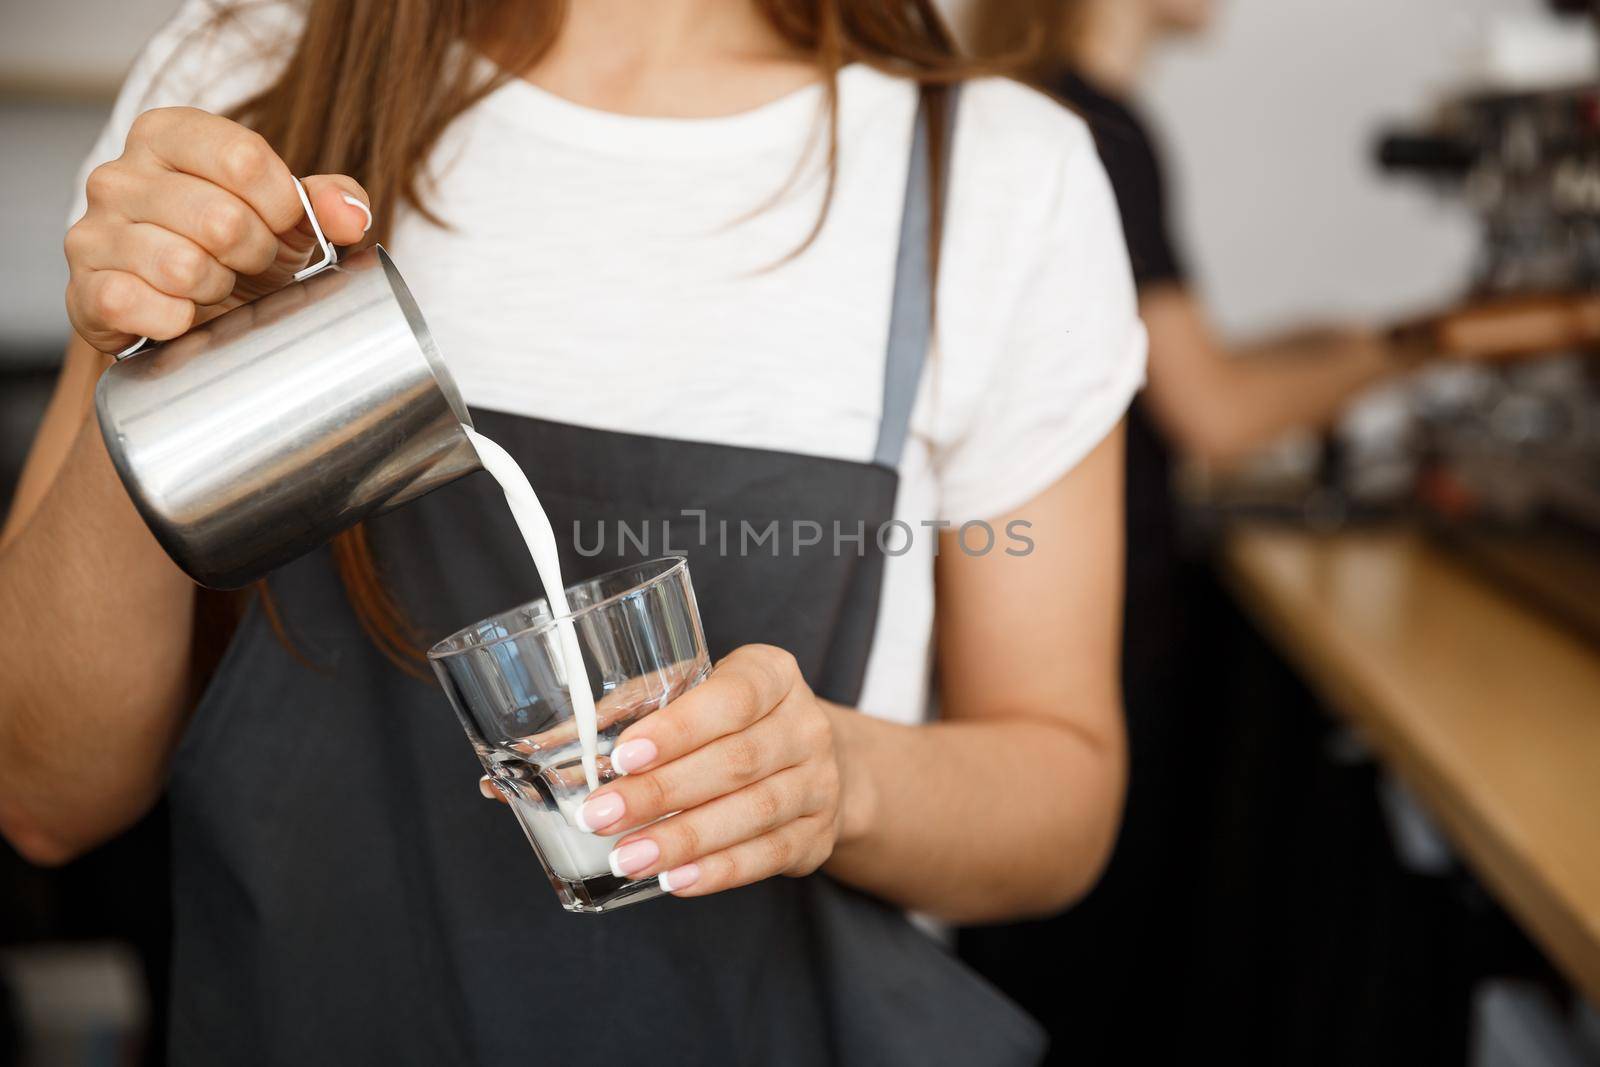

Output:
xmin=73 ymin=1 xmax=1147 ymax=726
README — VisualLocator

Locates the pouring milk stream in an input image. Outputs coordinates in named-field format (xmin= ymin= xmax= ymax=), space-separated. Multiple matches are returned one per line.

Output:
xmin=464 ymin=427 xmax=603 ymax=794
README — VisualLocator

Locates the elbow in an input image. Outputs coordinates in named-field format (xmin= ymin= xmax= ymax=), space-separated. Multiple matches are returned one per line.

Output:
xmin=1015 ymin=807 xmax=1123 ymax=921
xmin=0 ymin=737 xmax=85 ymax=867
xmin=1020 ymin=727 xmax=1128 ymax=919
xmin=14 ymin=836 xmax=83 ymax=869
xmin=958 ymin=823 xmax=1120 ymax=925
xmin=0 ymin=772 xmax=155 ymax=867
xmin=0 ymin=755 xmax=105 ymax=868
xmin=966 ymin=728 xmax=1128 ymax=924
xmin=0 ymin=808 xmax=86 ymax=868
xmin=1053 ymin=821 xmax=1120 ymax=911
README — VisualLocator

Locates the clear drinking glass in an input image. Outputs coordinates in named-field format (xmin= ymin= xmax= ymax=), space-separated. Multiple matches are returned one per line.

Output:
xmin=429 ymin=557 xmax=710 ymax=913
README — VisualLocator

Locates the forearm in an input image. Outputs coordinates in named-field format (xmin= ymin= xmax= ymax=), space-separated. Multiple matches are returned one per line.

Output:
xmin=1141 ymin=288 xmax=1400 ymax=465
xmin=1224 ymin=331 xmax=1394 ymax=446
xmin=824 ymin=703 xmax=1125 ymax=924
xmin=0 ymin=418 xmax=194 ymax=865
xmin=1177 ymin=334 xmax=1392 ymax=464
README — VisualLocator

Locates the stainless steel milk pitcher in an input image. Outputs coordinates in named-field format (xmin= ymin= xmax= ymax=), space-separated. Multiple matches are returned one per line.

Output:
xmin=95 ymin=178 xmax=479 ymax=589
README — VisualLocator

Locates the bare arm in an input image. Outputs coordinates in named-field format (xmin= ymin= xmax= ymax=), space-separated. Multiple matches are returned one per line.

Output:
xmin=1140 ymin=284 xmax=1400 ymax=466
xmin=559 ymin=426 xmax=1128 ymax=923
xmin=0 ymin=107 xmax=370 ymax=866
xmin=825 ymin=423 xmax=1126 ymax=920
xmin=0 ymin=338 xmax=196 ymax=865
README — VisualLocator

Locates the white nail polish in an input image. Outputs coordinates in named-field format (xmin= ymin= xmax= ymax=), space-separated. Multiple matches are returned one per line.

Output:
xmin=658 ymin=870 xmax=675 ymax=893
xmin=341 ymin=193 xmax=372 ymax=233
xmin=609 ymin=849 xmax=627 ymax=880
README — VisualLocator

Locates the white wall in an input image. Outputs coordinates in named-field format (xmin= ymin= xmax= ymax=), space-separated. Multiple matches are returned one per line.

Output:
xmin=0 ymin=101 xmax=122 ymax=359
xmin=0 ymin=0 xmax=180 ymax=361
xmin=0 ymin=0 xmax=181 ymax=97
xmin=1140 ymin=0 xmax=1561 ymax=338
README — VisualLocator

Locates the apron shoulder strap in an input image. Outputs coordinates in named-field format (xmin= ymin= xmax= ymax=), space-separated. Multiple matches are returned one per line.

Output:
xmin=871 ymin=83 xmax=962 ymax=471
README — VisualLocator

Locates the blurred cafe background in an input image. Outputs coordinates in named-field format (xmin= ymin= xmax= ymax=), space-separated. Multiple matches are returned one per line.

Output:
xmin=2 ymin=0 xmax=1598 ymax=1064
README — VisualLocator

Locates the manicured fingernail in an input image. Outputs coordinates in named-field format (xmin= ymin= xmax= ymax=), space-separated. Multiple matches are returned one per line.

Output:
xmin=576 ymin=792 xmax=625 ymax=833
xmin=479 ymin=778 xmax=497 ymax=799
xmin=341 ymin=193 xmax=372 ymax=233
xmin=607 ymin=838 xmax=660 ymax=879
xmin=659 ymin=863 xmax=699 ymax=893
xmin=610 ymin=738 xmax=657 ymax=776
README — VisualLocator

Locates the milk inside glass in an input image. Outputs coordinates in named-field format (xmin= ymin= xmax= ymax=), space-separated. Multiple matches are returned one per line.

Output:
xmin=471 ymin=659 xmax=705 ymax=893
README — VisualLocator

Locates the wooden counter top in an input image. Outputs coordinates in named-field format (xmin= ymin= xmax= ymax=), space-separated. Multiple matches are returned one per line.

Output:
xmin=1223 ymin=526 xmax=1600 ymax=1004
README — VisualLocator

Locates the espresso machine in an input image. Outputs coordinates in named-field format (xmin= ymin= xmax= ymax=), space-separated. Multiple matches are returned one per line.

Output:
xmin=1372 ymin=1 xmax=1600 ymax=642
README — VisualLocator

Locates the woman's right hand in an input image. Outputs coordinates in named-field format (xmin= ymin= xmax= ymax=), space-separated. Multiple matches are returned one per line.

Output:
xmin=65 ymin=106 xmax=373 ymax=354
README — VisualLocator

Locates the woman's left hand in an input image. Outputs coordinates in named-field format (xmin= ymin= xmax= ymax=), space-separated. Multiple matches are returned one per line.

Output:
xmin=483 ymin=644 xmax=848 ymax=896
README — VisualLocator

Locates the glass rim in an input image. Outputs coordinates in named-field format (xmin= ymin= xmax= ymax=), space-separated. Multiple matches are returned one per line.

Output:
xmin=426 ymin=556 xmax=689 ymax=661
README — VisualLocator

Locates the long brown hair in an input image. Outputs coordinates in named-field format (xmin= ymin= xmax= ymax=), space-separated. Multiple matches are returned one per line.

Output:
xmin=205 ymin=0 xmax=978 ymax=673
xmin=964 ymin=0 xmax=1080 ymax=82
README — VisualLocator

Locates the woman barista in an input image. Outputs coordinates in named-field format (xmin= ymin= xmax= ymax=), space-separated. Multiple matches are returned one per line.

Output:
xmin=0 ymin=0 xmax=1145 ymax=1060
xmin=959 ymin=0 xmax=1414 ymax=1060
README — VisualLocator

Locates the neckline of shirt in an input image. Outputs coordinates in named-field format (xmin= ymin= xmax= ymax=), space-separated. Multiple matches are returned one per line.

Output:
xmin=475 ymin=61 xmax=892 ymax=159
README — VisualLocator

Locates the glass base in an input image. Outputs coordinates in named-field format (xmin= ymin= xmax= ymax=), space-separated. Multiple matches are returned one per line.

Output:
xmin=552 ymin=870 xmax=666 ymax=914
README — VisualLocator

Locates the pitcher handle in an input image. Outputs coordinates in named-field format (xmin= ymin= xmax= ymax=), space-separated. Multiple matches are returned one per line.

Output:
xmin=114 ymin=176 xmax=339 ymax=361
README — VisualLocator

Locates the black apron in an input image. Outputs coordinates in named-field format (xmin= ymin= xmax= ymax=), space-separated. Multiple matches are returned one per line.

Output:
xmin=165 ymin=87 xmax=1045 ymax=1066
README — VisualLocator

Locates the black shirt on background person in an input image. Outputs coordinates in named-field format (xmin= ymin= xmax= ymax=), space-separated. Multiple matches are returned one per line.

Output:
xmin=957 ymin=66 xmax=1203 ymax=1064
xmin=1052 ymin=67 xmax=1189 ymax=678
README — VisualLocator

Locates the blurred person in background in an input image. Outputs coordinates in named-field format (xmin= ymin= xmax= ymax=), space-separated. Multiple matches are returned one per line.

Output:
xmin=958 ymin=0 xmax=1421 ymax=1060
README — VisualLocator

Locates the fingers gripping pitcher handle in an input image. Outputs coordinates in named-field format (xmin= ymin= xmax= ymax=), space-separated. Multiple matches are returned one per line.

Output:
xmin=113 ymin=176 xmax=339 ymax=361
